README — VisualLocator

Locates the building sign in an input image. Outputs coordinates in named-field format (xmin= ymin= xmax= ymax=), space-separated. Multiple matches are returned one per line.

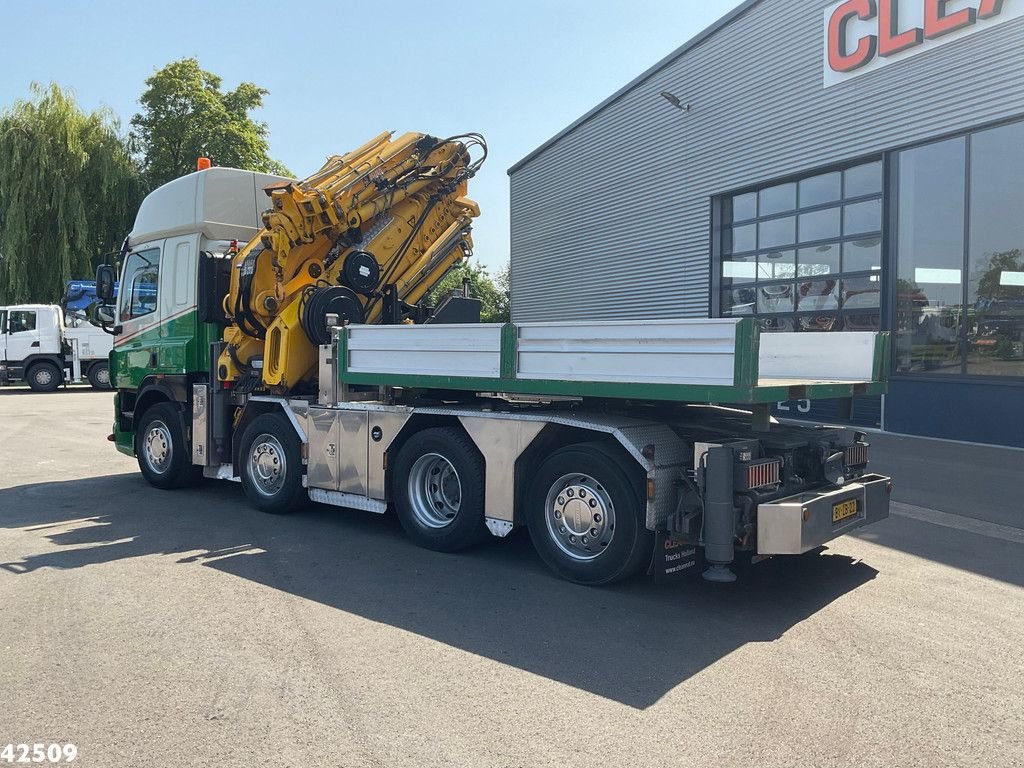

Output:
xmin=823 ymin=0 xmax=1024 ymax=87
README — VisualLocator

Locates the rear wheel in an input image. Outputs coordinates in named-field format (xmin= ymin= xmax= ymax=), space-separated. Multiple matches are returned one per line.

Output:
xmin=391 ymin=427 xmax=488 ymax=552
xmin=136 ymin=402 xmax=199 ymax=489
xmin=26 ymin=361 xmax=61 ymax=392
xmin=525 ymin=442 xmax=652 ymax=585
xmin=87 ymin=361 xmax=111 ymax=390
xmin=239 ymin=412 xmax=306 ymax=514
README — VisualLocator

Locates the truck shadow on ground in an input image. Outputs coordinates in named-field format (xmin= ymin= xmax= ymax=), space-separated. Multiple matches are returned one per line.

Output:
xmin=3 ymin=473 xmax=882 ymax=709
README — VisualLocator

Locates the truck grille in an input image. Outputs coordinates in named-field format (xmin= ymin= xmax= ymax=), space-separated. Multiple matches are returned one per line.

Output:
xmin=746 ymin=459 xmax=781 ymax=490
xmin=845 ymin=443 xmax=869 ymax=467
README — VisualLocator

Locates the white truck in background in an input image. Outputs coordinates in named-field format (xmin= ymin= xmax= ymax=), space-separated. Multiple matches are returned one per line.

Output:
xmin=0 ymin=304 xmax=113 ymax=391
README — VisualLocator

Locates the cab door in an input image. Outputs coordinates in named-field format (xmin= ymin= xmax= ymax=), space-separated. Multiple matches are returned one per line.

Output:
xmin=4 ymin=309 xmax=41 ymax=363
xmin=157 ymin=234 xmax=199 ymax=372
xmin=0 ymin=310 xmax=8 ymax=364
xmin=112 ymin=244 xmax=163 ymax=389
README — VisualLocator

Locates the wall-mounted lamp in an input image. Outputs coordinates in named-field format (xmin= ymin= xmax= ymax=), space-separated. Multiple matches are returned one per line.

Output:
xmin=659 ymin=91 xmax=690 ymax=112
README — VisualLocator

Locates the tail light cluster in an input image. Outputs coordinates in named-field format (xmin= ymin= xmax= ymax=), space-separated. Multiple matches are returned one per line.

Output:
xmin=740 ymin=458 xmax=782 ymax=491
xmin=844 ymin=443 xmax=869 ymax=467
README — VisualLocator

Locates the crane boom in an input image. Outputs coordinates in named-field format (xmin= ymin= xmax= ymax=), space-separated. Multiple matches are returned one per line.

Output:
xmin=218 ymin=131 xmax=486 ymax=391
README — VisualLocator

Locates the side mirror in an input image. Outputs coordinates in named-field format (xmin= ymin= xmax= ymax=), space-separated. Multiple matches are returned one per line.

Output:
xmin=96 ymin=305 xmax=116 ymax=324
xmin=96 ymin=264 xmax=117 ymax=302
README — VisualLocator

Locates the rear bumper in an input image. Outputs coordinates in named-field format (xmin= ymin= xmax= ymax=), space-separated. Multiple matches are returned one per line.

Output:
xmin=756 ymin=473 xmax=890 ymax=555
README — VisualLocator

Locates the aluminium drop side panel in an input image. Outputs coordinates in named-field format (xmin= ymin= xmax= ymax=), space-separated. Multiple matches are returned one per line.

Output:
xmin=515 ymin=318 xmax=740 ymax=385
xmin=758 ymin=331 xmax=877 ymax=382
xmin=508 ymin=0 xmax=1024 ymax=323
xmin=346 ymin=324 xmax=503 ymax=378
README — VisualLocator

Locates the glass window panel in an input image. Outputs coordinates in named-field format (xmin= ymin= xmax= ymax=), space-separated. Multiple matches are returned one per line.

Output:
xmin=844 ymin=199 xmax=882 ymax=235
xmin=797 ymin=312 xmax=839 ymax=332
xmin=8 ymin=310 xmax=36 ymax=333
xmin=844 ymin=310 xmax=881 ymax=332
xmin=759 ymin=316 xmax=796 ymax=333
xmin=844 ymin=161 xmax=883 ymax=198
xmin=798 ymin=207 xmax=841 ymax=243
xmin=757 ymin=250 xmax=796 ymax=280
xmin=798 ymin=243 xmax=840 ymax=276
xmin=843 ymin=275 xmax=882 ymax=309
xmin=757 ymin=283 xmax=795 ymax=313
xmin=731 ymin=192 xmax=757 ymax=222
xmin=722 ymin=255 xmax=756 ymax=284
xmin=758 ymin=183 xmax=796 ymax=216
xmin=722 ymin=287 xmax=756 ymax=316
xmin=895 ymin=138 xmax=966 ymax=374
xmin=725 ymin=223 xmax=756 ymax=255
xmin=758 ymin=216 xmax=795 ymax=248
xmin=799 ymin=172 xmax=841 ymax=208
xmin=966 ymin=121 xmax=1024 ymax=376
xmin=843 ymin=238 xmax=883 ymax=272
xmin=797 ymin=278 xmax=840 ymax=312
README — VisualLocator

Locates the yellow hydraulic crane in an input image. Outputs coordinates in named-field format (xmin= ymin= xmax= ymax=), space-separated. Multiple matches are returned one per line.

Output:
xmin=218 ymin=131 xmax=486 ymax=391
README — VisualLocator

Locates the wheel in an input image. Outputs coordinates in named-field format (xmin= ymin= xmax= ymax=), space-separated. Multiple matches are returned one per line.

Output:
xmin=136 ymin=402 xmax=199 ymax=489
xmin=26 ymin=361 xmax=61 ymax=392
xmin=525 ymin=442 xmax=653 ymax=585
xmin=239 ymin=412 xmax=306 ymax=514
xmin=391 ymin=427 xmax=488 ymax=552
xmin=87 ymin=361 xmax=111 ymax=390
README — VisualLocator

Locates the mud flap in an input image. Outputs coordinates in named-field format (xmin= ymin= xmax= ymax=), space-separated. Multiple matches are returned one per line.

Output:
xmin=651 ymin=531 xmax=703 ymax=583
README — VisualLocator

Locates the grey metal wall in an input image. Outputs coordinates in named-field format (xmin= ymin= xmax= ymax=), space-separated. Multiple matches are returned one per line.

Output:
xmin=509 ymin=0 xmax=1024 ymax=322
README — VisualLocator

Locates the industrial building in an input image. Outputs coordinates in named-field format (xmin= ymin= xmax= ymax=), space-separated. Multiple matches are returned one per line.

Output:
xmin=508 ymin=0 xmax=1024 ymax=447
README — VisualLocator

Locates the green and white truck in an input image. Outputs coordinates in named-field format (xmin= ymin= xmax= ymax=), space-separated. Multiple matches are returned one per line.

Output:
xmin=96 ymin=165 xmax=892 ymax=585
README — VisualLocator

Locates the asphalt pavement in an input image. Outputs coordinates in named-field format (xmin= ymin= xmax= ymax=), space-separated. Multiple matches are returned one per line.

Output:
xmin=1 ymin=389 xmax=1022 ymax=767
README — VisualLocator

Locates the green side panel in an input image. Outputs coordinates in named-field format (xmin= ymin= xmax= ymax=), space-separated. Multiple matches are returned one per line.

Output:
xmin=338 ymin=369 xmax=886 ymax=405
xmin=111 ymin=309 xmax=217 ymax=391
xmin=499 ymin=323 xmax=517 ymax=379
xmin=112 ymin=393 xmax=134 ymax=456
xmin=732 ymin=318 xmax=760 ymax=388
xmin=872 ymin=332 xmax=892 ymax=383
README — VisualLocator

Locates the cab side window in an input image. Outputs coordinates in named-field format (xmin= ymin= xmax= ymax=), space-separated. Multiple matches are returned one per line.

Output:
xmin=8 ymin=310 xmax=37 ymax=333
xmin=120 ymin=249 xmax=161 ymax=321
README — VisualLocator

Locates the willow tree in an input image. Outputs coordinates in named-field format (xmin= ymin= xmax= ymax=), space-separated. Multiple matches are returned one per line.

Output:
xmin=0 ymin=83 xmax=143 ymax=304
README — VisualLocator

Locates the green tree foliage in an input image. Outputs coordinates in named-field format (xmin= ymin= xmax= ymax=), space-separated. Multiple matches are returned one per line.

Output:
xmin=0 ymin=83 xmax=143 ymax=304
xmin=131 ymin=58 xmax=291 ymax=188
xmin=427 ymin=261 xmax=510 ymax=323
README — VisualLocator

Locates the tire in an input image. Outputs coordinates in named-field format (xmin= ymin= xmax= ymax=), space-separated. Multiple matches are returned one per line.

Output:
xmin=525 ymin=442 xmax=653 ymax=585
xmin=391 ymin=427 xmax=488 ymax=552
xmin=136 ymin=401 xmax=200 ymax=489
xmin=87 ymin=361 xmax=111 ymax=390
xmin=239 ymin=412 xmax=306 ymax=514
xmin=26 ymin=361 xmax=61 ymax=392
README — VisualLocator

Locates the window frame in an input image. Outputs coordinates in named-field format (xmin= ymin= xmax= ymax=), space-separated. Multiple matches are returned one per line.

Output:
xmin=889 ymin=117 xmax=1024 ymax=383
xmin=7 ymin=310 xmax=38 ymax=334
xmin=713 ymin=156 xmax=885 ymax=336
xmin=119 ymin=248 xmax=162 ymax=322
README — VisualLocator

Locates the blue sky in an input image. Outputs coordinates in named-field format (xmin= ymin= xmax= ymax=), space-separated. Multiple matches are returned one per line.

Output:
xmin=2 ymin=0 xmax=743 ymax=271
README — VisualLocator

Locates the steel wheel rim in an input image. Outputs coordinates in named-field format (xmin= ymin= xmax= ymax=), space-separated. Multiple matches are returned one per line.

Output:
xmin=544 ymin=472 xmax=615 ymax=562
xmin=142 ymin=420 xmax=173 ymax=475
xmin=34 ymin=367 xmax=54 ymax=386
xmin=249 ymin=433 xmax=287 ymax=498
xmin=407 ymin=452 xmax=462 ymax=529
xmin=95 ymin=367 xmax=110 ymax=386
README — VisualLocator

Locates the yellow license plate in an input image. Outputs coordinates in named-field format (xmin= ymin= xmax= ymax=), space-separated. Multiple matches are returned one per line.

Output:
xmin=832 ymin=498 xmax=858 ymax=523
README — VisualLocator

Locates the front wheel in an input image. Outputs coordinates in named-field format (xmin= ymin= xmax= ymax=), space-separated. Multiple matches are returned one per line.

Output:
xmin=525 ymin=442 xmax=652 ymax=585
xmin=239 ymin=412 xmax=306 ymax=514
xmin=26 ymin=361 xmax=61 ymax=392
xmin=136 ymin=402 xmax=200 ymax=489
